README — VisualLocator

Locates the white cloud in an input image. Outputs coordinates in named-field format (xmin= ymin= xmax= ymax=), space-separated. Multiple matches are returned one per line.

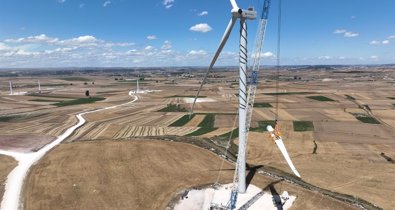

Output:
xmin=333 ymin=29 xmax=347 ymax=34
xmin=252 ymin=51 xmax=275 ymax=59
xmin=351 ymin=16 xmax=356 ymax=19
xmin=189 ymin=23 xmax=212 ymax=33
xmin=370 ymin=39 xmax=391 ymax=45
xmin=5 ymin=34 xmax=59 ymax=44
xmin=262 ymin=52 xmax=275 ymax=58
xmin=388 ymin=35 xmax=395 ymax=39
xmin=73 ymin=35 xmax=96 ymax=43
xmin=382 ymin=40 xmax=390 ymax=45
xmin=344 ymin=31 xmax=359 ymax=37
xmin=163 ymin=0 xmax=174 ymax=9
xmin=369 ymin=40 xmax=380 ymax=45
xmin=58 ymin=0 xmax=66 ymax=3
xmin=0 ymin=42 xmax=10 ymax=51
xmin=103 ymin=1 xmax=111 ymax=7
xmin=187 ymin=50 xmax=207 ymax=56
xmin=318 ymin=55 xmax=332 ymax=60
xmin=147 ymin=35 xmax=157 ymax=40
xmin=161 ymin=40 xmax=172 ymax=50
xmin=333 ymin=29 xmax=359 ymax=38
xmin=79 ymin=3 xmax=84 ymax=8
xmin=198 ymin=11 xmax=208 ymax=16
xmin=370 ymin=55 xmax=379 ymax=60
xmin=145 ymin=45 xmax=155 ymax=51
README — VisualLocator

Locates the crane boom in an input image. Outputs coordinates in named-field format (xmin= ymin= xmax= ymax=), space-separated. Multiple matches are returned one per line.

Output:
xmin=244 ymin=0 xmax=270 ymax=149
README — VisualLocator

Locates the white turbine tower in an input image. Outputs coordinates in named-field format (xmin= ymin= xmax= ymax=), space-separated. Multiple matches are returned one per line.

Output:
xmin=9 ymin=81 xmax=13 ymax=95
xmin=38 ymin=80 xmax=41 ymax=92
xmin=190 ymin=0 xmax=256 ymax=193
xmin=136 ymin=78 xmax=140 ymax=93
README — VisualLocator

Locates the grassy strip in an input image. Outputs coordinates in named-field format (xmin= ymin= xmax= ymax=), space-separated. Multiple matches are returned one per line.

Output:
xmin=52 ymin=97 xmax=105 ymax=107
xmin=254 ymin=103 xmax=273 ymax=108
xmin=351 ymin=113 xmax=380 ymax=124
xmin=0 ymin=113 xmax=47 ymax=122
xmin=258 ymin=120 xmax=276 ymax=129
xmin=345 ymin=95 xmax=356 ymax=100
xmin=355 ymin=116 xmax=380 ymax=124
xmin=186 ymin=127 xmax=218 ymax=136
xmin=0 ymin=115 xmax=22 ymax=122
xmin=264 ymin=92 xmax=315 ymax=95
xmin=165 ymin=95 xmax=207 ymax=98
xmin=307 ymin=96 xmax=335 ymax=102
xmin=170 ymin=114 xmax=195 ymax=126
xmin=185 ymin=114 xmax=217 ymax=136
xmin=216 ymin=128 xmax=239 ymax=140
xmin=58 ymin=77 xmax=91 ymax=81
xmin=28 ymin=93 xmax=76 ymax=99
xmin=293 ymin=121 xmax=315 ymax=132
xmin=214 ymin=120 xmax=276 ymax=140
xmin=198 ymin=114 xmax=215 ymax=128
xmin=157 ymin=104 xmax=188 ymax=112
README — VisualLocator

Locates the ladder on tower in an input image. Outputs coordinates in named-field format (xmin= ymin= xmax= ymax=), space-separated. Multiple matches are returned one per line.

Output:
xmin=227 ymin=0 xmax=271 ymax=209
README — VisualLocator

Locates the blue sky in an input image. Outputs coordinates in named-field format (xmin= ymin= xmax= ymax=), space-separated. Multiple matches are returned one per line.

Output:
xmin=0 ymin=0 xmax=394 ymax=67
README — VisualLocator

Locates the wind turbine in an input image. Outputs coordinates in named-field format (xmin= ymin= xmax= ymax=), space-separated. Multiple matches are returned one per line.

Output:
xmin=136 ymin=78 xmax=140 ymax=93
xmin=38 ymin=80 xmax=41 ymax=92
xmin=190 ymin=0 xmax=257 ymax=193
xmin=9 ymin=81 xmax=13 ymax=95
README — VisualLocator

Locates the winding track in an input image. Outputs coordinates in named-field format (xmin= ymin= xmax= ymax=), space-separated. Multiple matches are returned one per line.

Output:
xmin=0 ymin=91 xmax=138 ymax=210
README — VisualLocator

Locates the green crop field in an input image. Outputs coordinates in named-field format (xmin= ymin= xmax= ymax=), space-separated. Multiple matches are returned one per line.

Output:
xmin=52 ymin=97 xmax=105 ymax=107
xmin=169 ymin=114 xmax=195 ymax=126
xmin=254 ymin=103 xmax=273 ymax=108
xmin=58 ymin=77 xmax=91 ymax=81
xmin=157 ymin=104 xmax=188 ymax=112
xmin=351 ymin=113 xmax=380 ymax=124
xmin=293 ymin=121 xmax=315 ymax=132
xmin=307 ymin=95 xmax=335 ymax=102
xmin=186 ymin=127 xmax=218 ymax=136
xmin=345 ymin=95 xmax=356 ymax=100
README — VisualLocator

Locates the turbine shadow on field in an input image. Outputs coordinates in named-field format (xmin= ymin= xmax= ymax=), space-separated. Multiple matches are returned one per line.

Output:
xmin=269 ymin=184 xmax=284 ymax=210
xmin=246 ymin=164 xmax=263 ymax=188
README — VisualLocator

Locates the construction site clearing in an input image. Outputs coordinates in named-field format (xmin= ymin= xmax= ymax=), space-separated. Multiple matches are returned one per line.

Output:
xmin=0 ymin=66 xmax=394 ymax=210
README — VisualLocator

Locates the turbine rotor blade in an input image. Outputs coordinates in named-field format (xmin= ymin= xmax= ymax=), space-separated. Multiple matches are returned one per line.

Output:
xmin=230 ymin=0 xmax=239 ymax=10
xmin=267 ymin=125 xmax=301 ymax=177
xmin=190 ymin=17 xmax=237 ymax=115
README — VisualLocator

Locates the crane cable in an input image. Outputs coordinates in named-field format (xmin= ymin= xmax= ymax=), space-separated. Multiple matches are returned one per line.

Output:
xmin=275 ymin=0 xmax=282 ymax=121
xmin=274 ymin=0 xmax=282 ymax=135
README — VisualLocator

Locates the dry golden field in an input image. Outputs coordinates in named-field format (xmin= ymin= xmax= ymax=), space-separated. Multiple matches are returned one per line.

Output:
xmin=0 ymin=155 xmax=17 ymax=199
xmin=23 ymin=140 xmax=356 ymax=210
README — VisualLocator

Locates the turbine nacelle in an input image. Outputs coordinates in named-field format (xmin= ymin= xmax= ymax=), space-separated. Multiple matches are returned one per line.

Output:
xmin=230 ymin=0 xmax=256 ymax=20
xmin=231 ymin=7 xmax=257 ymax=20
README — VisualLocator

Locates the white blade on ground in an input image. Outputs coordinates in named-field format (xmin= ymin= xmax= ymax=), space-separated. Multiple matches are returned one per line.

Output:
xmin=230 ymin=0 xmax=239 ymax=10
xmin=267 ymin=126 xmax=301 ymax=177
xmin=274 ymin=138 xmax=301 ymax=177
xmin=190 ymin=17 xmax=237 ymax=115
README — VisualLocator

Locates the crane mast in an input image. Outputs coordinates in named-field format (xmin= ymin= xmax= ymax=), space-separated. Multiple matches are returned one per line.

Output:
xmin=245 ymin=0 xmax=270 ymax=144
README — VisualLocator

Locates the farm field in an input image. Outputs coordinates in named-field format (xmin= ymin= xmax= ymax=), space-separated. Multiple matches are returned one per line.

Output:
xmin=0 ymin=67 xmax=394 ymax=209
xmin=23 ymin=140 xmax=356 ymax=210
xmin=0 ymin=155 xmax=17 ymax=199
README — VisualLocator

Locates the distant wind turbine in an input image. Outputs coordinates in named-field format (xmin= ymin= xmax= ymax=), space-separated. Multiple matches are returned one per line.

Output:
xmin=9 ymin=81 xmax=13 ymax=95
